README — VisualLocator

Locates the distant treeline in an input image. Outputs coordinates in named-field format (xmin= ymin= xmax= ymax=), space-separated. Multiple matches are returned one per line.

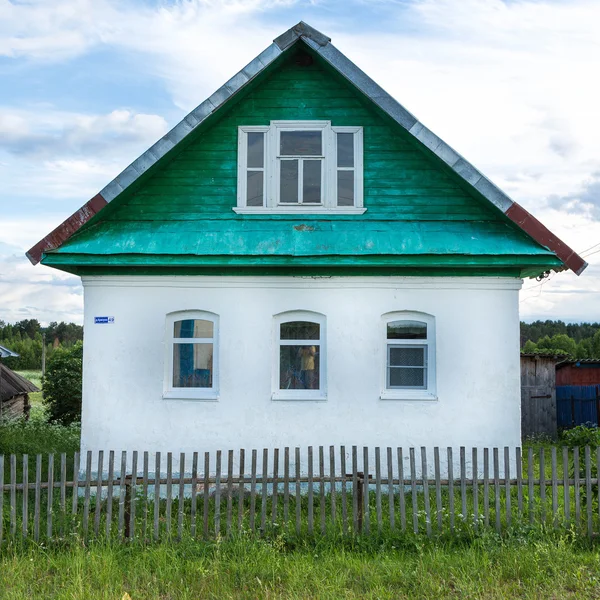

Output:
xmin=520 ymin=320 xmax=600 ymax=359
xmin=0 ymin=319 xmax=83 ymax=370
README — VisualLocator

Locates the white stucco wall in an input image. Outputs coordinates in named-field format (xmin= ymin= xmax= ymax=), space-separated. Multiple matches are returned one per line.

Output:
xmin=80 ymin=276 xmax=522 ymax=472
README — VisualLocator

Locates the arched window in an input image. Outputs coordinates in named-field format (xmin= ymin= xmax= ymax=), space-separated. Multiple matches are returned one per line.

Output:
xmin=382 ymin=312 xmax=436 ymax=400
xmin=164 ymin=311 xmax=219 ymax=400
xmin=273 ymin=311 xmax=326 ymax=401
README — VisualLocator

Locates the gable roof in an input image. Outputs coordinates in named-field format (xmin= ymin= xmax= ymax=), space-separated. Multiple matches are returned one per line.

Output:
xmin=0 ymin=364 xmax=39 ymax=403
xmin=27 ymin=21 xmax=587 ymax=276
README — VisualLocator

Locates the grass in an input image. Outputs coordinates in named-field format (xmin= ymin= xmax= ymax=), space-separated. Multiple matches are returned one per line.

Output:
xmin=1 ymin=535 xmax=600 ymax=599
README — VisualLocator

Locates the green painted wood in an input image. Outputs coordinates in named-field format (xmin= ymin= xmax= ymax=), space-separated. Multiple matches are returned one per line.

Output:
xmin=44 ymin=50 xmax=561 ymax=275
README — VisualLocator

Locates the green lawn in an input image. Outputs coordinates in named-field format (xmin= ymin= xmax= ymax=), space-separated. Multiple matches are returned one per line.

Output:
xmin=1 ymin=536 xmax=599 ymax=599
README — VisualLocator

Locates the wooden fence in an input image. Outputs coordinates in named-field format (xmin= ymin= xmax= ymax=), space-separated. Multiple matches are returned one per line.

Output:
xmin=1 ymin=445 xmax=599 ymax=544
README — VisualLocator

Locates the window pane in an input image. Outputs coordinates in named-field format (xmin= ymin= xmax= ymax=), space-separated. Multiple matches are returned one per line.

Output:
xmin=280 ymin=160 xmax=299 ymax=203
xmin=389 ymin=367 xmax=425 ymax=388
xmin=280 ymin=345 xmax=320 ymax=390
xmin=174 ymin=319 xmax=213 ymax=338
xmin=247 ymin=132 xmax=264 ymax=168
xmin=337 ymin=170 xmax=354 ymax=206
xmin=303 ymin=160 xmax=321 ymax=204
xmin=247 ymin=170 xmax=263 ymax=206
xmin=280 ymin=321 xmax=320 ymax=340
xmin=337 ymin=132 xmax=354 ymax=167
xmin=173 ymin=343 xmax=213 ymax=388
xmin=389 ymin=346 xmax=425 ymax=367
xmin=280 ymin=131 xmax=322 ymax=156
xmin=387 ymin=320 xmax=427 ymax=340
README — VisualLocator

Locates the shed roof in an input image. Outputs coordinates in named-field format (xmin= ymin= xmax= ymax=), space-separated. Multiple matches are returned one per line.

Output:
xmin=0 ymin=364 xmax=39 ymax=403
xmin=27 ymin=21 xmax=587 ymax=276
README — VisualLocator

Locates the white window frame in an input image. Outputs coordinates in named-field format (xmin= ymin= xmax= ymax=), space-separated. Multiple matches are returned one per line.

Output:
xmin=163 ymin=310 xmax=219 ymax=401
xmin=272 ymin=310 xmax=327 ymax=401
xmin=235 ymin=121 xmax=365 ymax=214
xmin=380 ymin=311 xmax=437 ymax=401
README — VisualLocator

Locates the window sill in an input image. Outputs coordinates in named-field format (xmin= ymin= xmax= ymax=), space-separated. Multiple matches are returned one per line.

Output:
xmin=380 ymin=391 xmax=438 ymax=402
xmin=272 ymin=391 xmax=327 ymax=402
xmin=233 ymin=207 xmax=367 ymax=215
xmin=163 ymin=390 xmax=219 ymax=401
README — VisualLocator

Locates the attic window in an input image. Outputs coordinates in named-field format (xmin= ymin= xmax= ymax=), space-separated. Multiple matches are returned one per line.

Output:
xmin=235 ymin=121 xmax=364 ymax=214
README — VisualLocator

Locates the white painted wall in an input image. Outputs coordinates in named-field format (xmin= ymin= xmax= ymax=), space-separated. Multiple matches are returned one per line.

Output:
xmin=80 ymin=276 xmax=522 ymax=472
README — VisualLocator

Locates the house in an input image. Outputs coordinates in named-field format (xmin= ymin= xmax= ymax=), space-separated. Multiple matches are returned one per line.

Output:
xmin=27 ymin=22 xmax=586 ymax=458
xmin=556 ymin=359 xmax=600 ymax=386
xmin=0 ymin=363 xmax=38 ymax=420
xmin=556 ymin=359 xmax=600 ymax=428
xmin=520 ymin=353 xmax=563 ymax=440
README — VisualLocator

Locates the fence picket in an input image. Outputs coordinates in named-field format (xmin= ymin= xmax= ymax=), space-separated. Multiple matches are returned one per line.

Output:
xmin=563 ymin=447 xmax=570 ymax=525
xmin=329 ymin=446 xmax=336 ymax=530
xmin=22 ymin=454 xmax=28 ymax=540
xmin=574 ymin=447 xmax=581 ymax=528
xmin=10 ymin=455 xmax=16 ymax=538
xmin=283 ymin=448 xmax=289 ymax=527
xmin=215 ymin=450 xmax=222 ymax=537
xmin=72 ymin=451 xmax=81 ymax=521
xmin=295 ymin=448 xmax=301 ymax=535
xmin=493 ymin=448 xmax=500 ymax=533
xmin=539 ymin=448 xmax=546 ymax=524
xmin=59 ymin=453 xmax=66 ymax=536
xmin=227 ymin=449 xmax=234 ymax=537
xmin=153 ymin=451 xmax=161 ymax=541
xmin=319 ymin=446 xmax=326 ymax=535
xmin=203 ymin=452 xmax=210 ymax=539
xmin=237 ymin=449 xmax=245 ymax=532
xmin=307 ymin=446 xmax=314 ymax=535
xmin=434 ymin=447 xmax=442 ymax=532
xmin=516 ymin=447 xmax=523 ymax=518
xmin=82 ymin=451 xmax=92 ymax=539
xmin=387 ymin=447 xmax=395 ymax=531
xmin=165 ymin=452 xmax=172 ymax=538
xmin=340 ymin=446 xmax=348 ymax=533
xmin=410 ymin=447 xmax=418 ymax=534
xmin=118 ymin=451 xmax=127 ymax=540
xmin=551 ymin=447 xmax=558 ymax=528
xmin=107 ymin=450 xmax=115 ymax=540
xmin=460 ymin=447 xmax=466 ymax=523
xmin=191 ymin=452 xmax=198 ymax=538
xmin=178 ymin=452 xmax=185 ymax=541
xmin=363 ymin=446 xmax=370 ymax=535
xmin=504 ymin=447 xmax=511 ymax=528
xmin=447 ymin=448 xmax=454 ymax=532
xmin=260 ymin=448 xmax=267 ymax=535
xmin=48 ymin=454 xmax=56 ymax=539
xmin=34 ymin=454 xmax=41 ymax=542
xmin=472 ymin=448 xmax=478 ymax=530
xmin=483 ymin=448 xmax=489 ymax=527
xmin=585 ymin=446 xmax=592 ymax=538
xmin=528 ymin=448 xmax=534 ymax=525
xmin=421 ymin=447 xmax=431 ymax=538
xmin=142 ymin=451 xmax=149 ymax=541
xmin=250 ymin=449 xmax=257 ymax=533
xmin=352 ymin=446 xmax=358 ymax=533
xmin=398 ymin=448 xmax=406 ymax=532
xmin=272 ymin=448 xmax=279 ymax=526
xmin=93 ymin=451 xmax=103 ymax=537
xmin=375 ymin=447 xmax=382 ymax=533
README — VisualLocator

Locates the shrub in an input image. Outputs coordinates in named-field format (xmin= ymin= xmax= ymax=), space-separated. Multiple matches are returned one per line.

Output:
xmin=561 ymin=424 xmax=600 ymax=449
xmin=43 ymin=341 xmax=83 ymax=425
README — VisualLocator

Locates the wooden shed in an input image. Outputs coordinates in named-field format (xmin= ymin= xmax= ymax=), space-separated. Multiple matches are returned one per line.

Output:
xmin=0 ymin=364 xmax=38 ymax=420
xmin=556 ymin=360 xmax=600 ymax=386
xmin=520 ymin=353 xmax=563 ymax=439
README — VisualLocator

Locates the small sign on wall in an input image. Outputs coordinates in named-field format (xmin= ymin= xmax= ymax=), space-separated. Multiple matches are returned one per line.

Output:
xmin=94 ymin=316 xmax=115 ymax=324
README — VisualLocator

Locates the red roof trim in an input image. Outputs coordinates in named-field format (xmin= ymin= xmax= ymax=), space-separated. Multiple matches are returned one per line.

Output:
xmin=504 ymin=203 xmax=587 ymax=275
xmin=26 ymin=194 xmax=108 ymax=265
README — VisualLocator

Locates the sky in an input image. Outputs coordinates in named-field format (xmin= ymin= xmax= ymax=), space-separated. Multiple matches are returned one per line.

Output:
xmin=0 ymin=0 xmax=599 ymax=326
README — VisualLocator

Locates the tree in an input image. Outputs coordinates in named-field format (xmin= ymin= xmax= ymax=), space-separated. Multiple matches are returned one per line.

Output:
xmin=43 ymin=341 xmax=83 ymax=425
xmin=523 ymin=340 xmax=538 ymax=353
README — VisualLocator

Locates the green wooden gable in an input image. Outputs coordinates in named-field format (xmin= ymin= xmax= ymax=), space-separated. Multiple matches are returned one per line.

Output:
xmin=40 ymin=40 xmax=564 ymax=278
